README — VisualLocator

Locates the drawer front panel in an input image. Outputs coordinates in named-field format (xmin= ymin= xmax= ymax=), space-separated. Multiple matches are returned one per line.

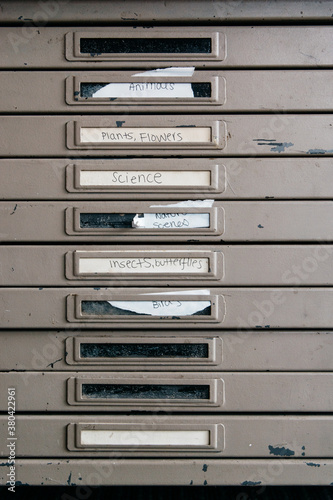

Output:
xmin=2 ymin=158 xmax=333 ymax=201
xmin=2 ymin=330 xmax=333 ymax=372
xmin=1 ymin=115 xmax=333 ymax=157
xmin=2 ymin=71 xmax=333 ymax=112
xmin=0 ymin=372 xmax=332 ymax=412
xmin=2 ymin=27 xmax=333 ymax=69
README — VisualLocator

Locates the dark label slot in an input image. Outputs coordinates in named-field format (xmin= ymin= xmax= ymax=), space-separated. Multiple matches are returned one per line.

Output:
xmin=81 ymin=301 xmax=212 ymax=317
xmin=80 ymin=38 xmax=212 ymax=55
xmin=191 ymin=83 xmax=211 ymax=98
xmin=82 ymin=383 xmax=210 ymax=399
xmin=80 ymin=82 xmax=212 ymax=99
xmin=80 ymin=213 xmax=138 ymax=229
xmin=80 ymin=342 xmax=209 ymax=359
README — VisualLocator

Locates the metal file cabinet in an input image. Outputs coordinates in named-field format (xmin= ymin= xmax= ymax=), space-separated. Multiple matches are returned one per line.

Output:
xmin=1 ymin=0 xmax=333 ymax=488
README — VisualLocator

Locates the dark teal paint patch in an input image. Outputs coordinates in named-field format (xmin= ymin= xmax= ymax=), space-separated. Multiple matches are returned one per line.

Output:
xmin=270 ymin=142 xmax=294 ymax=153
xmin=307 ymin=149 xmax=333 ymax=155
xmin=268 ymin=445 xmax=295 ymax=456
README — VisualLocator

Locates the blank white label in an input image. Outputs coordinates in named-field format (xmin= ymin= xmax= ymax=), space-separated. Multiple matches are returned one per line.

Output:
xmin=80 ymin=429 xmax=210 ymax=447
xmin=79 ymin=169 xmax=211 ymax=187
xmin=92 ymin=82 xmax=194 ymax=98
xmin=80 ymin=127 xmax=211 ymax=144
xmin=79 ymin=257 xmax=209 ymax=274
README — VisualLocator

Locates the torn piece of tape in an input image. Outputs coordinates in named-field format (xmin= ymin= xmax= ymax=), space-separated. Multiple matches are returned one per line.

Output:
xmin=107 ymin=300 xmax=211 ymax=316
xmin=92 ymin=82 xmax=194 ymax=98
xmin=132 ymin=212 xmax=210 ymax=229
xmin=150 ymin=200 xmax=214 ymax=208
xmin=142 ymin=289 xmax=211 ymax=296
xmin=132 ymin=67 xmax=195 ymax=77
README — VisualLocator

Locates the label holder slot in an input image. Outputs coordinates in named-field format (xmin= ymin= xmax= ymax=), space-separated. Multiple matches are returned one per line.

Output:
xmin=66 ymin=292 xmax=225 ymax=324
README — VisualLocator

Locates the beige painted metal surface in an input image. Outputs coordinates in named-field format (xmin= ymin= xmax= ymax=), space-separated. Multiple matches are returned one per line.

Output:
xmin=2 ymin=330 xmax=332 ymax=372
xmin=0 ymin=458 xmax=332 ymax=486
xmin=2 ymin=1 xmax=333 ymax=23
xmin=1 ymin=115 xmax=333 ymax=157
xmin=2 ymin=70 xmax=333 ymax=112
xmin=1 ymin=158 xmax=333 ymax=200
xmin=2 ymin=244 xmax=333 ymax=286
xmin=2 ymin=26 xmax=333 ymax=69
xmin=2 ymin=201 xmax=333 ymax=242
xmin=0 ymin=415 xmax=332 ymax=458
xmin=2 ymin=287 xmax=333 ymax=329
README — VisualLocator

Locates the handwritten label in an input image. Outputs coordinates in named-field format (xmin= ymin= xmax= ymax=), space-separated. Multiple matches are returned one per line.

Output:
xmin=133 ymin=212 xmax=210 ymax=229
xmin=92 ymin=82 xmax=194 ymax=98
xmin=78 ymin=257 xmax=209 ymax=275
xmin=79 ymin=169 xmax=211 ymax=187
xmin=108 ymin=300 xmax=211 ymax=316
xmin=80 ymin=127 xmax=211 ymax=144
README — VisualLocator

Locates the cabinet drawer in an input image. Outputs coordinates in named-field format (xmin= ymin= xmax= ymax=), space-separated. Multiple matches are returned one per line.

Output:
xmin=2 ymin=26 xmax=333 ymax=69
xmin=2 ymin=330 xmax=333 ymax=372
xmin=2 ymin=70 xmax=333 ymax=113
xmin=2 ymin=201 xmax=333 ymax=242
xmin=3 ymin=245 xmax=333 ymax=286
xmin=1 ymin=415 xmax=333 ymax=458
xmin=1 ymin=372 xmax=333 ymax=412
xmin=2 ymin=287 xmax=333 ymax=330
xmin=2 ymin=158 xmax=333 ymax=201
xmin=1 ymin=115 xmax=333 ymax=157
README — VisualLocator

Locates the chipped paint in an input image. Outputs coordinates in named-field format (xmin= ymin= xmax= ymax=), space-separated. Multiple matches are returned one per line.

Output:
xmin=241 ymin=480 xmax=262 ymax=486
xmin=307 ymin=149 xmax=333 ymax=155
xmin=268 ymin=445 xmax=295 ymax=456
xmin=270 ymin=142 xmax=294 ymax=153
xmin=306 ymin=462 xmax=321 ymax=467
xmin=202 ymin=464 xmax=208 ymax=472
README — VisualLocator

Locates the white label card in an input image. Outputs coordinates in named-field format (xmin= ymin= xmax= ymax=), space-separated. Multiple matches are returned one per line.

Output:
xmin=133 ymin=212 xmax=210 ymax=229
xmin=92 ymin=82 xmax=194 ymax=98
xmin=80 ymin=127 xmax=211 ymax=144
xmin=79 ymin=170 xmax=211 ymax=187
xmin=108 ymin=300 xmax=211 ymax=316
xmin=78 ymin=257 xmax=209 ymax=274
